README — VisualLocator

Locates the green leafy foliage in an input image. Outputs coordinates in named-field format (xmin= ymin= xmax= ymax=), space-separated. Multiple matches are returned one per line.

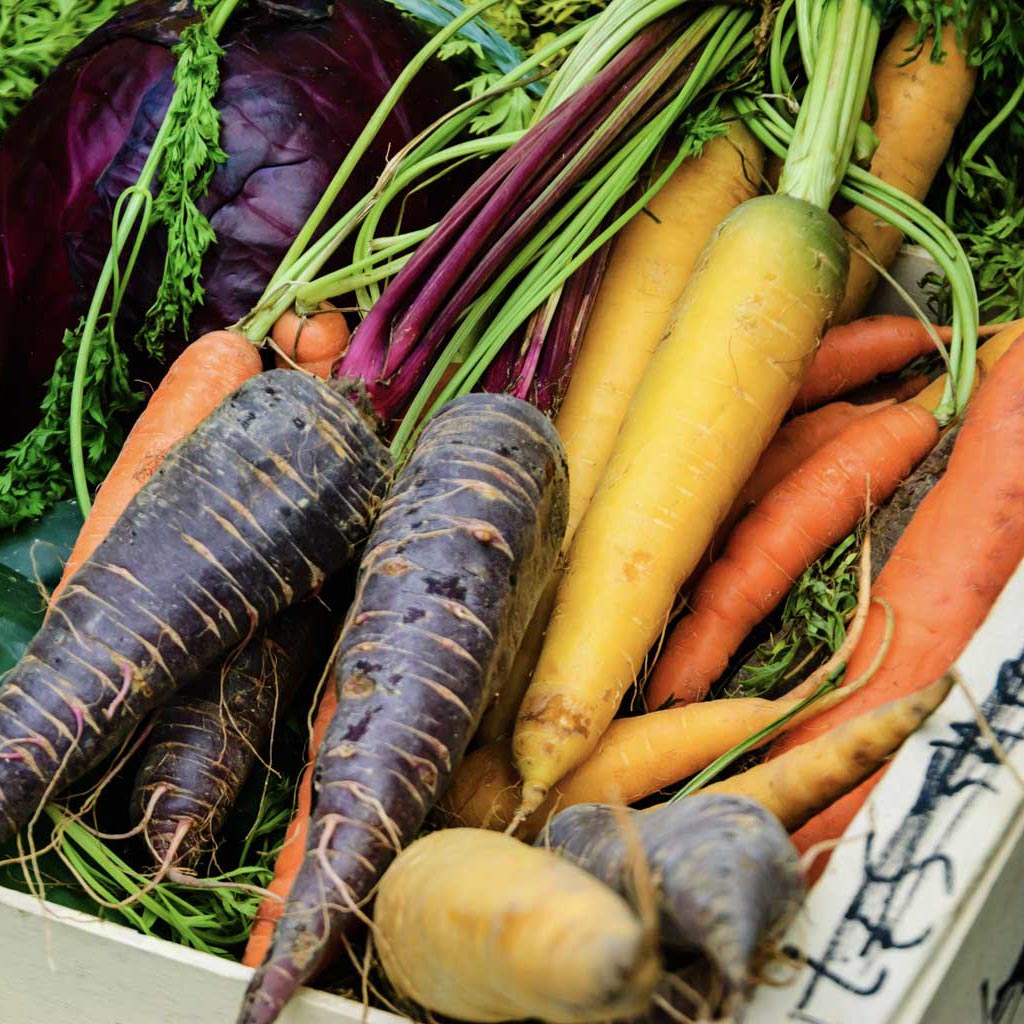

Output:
xmin=723 ymin=534 xmax=861 ymax=699
xmin=138 ymin=1 xmax=229 ymax=358
xmin=904 ymin=1 xmax=1024 ymax=321
xmin=0 ymin=0 xmax=137 ymax=137
xmin=0 ymin=0 xmax=236 ymax=528
xmin=482 ymin=0 xmax=605 ymax=51
xmin=0 ymin=318 xmax=140 ymax=530
xmin=0 ymin=782 xmax=293 ymax=957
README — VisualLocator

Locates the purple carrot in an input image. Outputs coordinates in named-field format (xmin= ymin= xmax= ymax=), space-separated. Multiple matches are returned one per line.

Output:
xmin=238 ymin=393 xmax=568 ymax=1024
xmin=131 ymin=597 xmax=337 ymax=873
xmin=0 ymin=372 xmax=390 ymax=842
xmin=537 ymin=796 xmax=805 ymax=995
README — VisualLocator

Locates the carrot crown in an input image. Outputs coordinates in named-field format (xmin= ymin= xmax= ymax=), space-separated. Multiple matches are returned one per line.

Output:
xmin=738 ymin=5 xmax=980 ymax=424
xmin=777 ymin=0 xmax=883 ymax=209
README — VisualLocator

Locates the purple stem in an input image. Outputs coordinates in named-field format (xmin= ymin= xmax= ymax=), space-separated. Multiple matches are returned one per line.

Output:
xmin=365 ymin=36 xmax=691 ymax=416
xmin=482 ymin=240 xmax=612 ymax=413
xmin=336 ymin=20 xmax=676 ymax=390
xmin=384 ymin=18 xmax=686 ymax=377
xmin=532 ymin=241 xmax=613 ymax=412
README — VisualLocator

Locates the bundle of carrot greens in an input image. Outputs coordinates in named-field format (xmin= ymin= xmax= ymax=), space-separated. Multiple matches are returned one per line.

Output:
xmin=2 ymin=0 xmax=1024 ymax=1021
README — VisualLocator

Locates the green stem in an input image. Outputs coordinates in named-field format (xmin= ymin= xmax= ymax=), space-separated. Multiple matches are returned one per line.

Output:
xmin=296 ymin=255 xmax=417 ymax=309
xmin=945 ymin=75 xmax=1024 ymax=224
xmin=392 ymin=9 xmax=753 ymax=458
xmin=239 ymin=22 xmax=592 ymax=341
xmin=68 ymin=117 xmax=174 ymax=518
xmin=67 ymin=0 xmax=243 ymax=519
xmin=736 ymin=93 xmax=978 ymax=422
xmin=670 ymin=666 xmax=845 ymax=800
xmin=778 ymin=0 xmax=881 ymax=208
xmin=261 ymin=0 xmax=505 ymax=299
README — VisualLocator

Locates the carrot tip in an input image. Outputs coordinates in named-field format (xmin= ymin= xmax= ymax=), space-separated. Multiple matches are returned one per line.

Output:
xmin=510 ymin=784 xmax=547 ymax=831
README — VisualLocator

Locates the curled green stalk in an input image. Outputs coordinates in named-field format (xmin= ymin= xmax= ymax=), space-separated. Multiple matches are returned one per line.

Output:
xmin=0 ymin=0 xmax=244 ymax=529
xmin=238 ymin=14 xmax=588 ymax=342
xmin=64 ymin=0 xmax=243 ymax=520
xmin=255 ymin=0 xmax=507 ymax=312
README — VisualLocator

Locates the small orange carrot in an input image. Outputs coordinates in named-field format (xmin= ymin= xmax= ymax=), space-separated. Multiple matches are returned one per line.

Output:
xmin=842 ymin=372 xmax=933 ymax=407
xmin=775 ymin=332 xmax=1024 ymax=862
xmin=242 ymin=682 xmax=338 ymax=967
xmin=912 ymin=321 xmax=1024 ymax=413
xmin=712 ymin=399 xmax=893 ymax=557
xmin=272 ymin=302 xmax=350 ymax=379
xmin=51 ymin=331 xmax=263 ymax=602
xmin=794 ymin=316 xmax=1015 ymax=411
xmin=646 ymin=402 xmax=939 ymax=709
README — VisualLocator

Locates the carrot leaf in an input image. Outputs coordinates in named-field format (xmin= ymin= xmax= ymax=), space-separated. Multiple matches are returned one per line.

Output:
xmin=137 ymin=0 xmax=231 ymax=359
xmin=724 ymin=533 xmax=860 ymax=699
xmin=0 ymin=0 xmax=242 ymax=528
xmin=0 ymin=318 xmax=140 ymax=530
xmin=0 ymin=0 xmax=138 ymax=137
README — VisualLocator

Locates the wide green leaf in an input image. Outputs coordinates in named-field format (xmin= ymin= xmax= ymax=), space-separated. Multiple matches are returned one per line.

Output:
xmin=0 ymin=500 xmax=80 ymax=675
xmin=0 ymin=499 xmax=80 ymax=590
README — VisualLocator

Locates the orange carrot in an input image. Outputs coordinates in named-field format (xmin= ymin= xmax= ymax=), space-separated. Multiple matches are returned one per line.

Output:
xmin=794 ymin=317 xmax=950 ymax=410
xmin=842 ymin=372 xmax=933 ymax=407
xmin=242 ymin=682 xmax=338 ymax=967
xmin=646 ymin=402 xmax=939 ymax=709
xmin=51 ymin=331 xmax=263 ymax=601
xmin=794 ymin=316 xmax=1015 ymax=411
xmin=835 ymin=21 xmax=974 ymax=322
xmin=443 ymin=681 xmax=857 ymax=841
xmin=712 ymin=399 xmax=893 ymax=557
xmin=272 ymin=302 xmax=350 ymax=379
xmin=774 ymin=333 xmax=1024 ymax=861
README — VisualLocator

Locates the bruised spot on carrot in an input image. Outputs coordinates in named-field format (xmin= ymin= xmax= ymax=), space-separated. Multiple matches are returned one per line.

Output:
xmin=623 ymin=551 xmax=655 ymax=584
xmin=341 ymin=674 xmax=374 ymax=699
xmin=516 ymin=694 xmax=593 ymax=736
xmin=378 ymin=558 xmax=413 ymax=576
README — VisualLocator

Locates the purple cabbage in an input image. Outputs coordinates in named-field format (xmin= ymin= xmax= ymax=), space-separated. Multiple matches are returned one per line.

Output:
xmin=0 ymin=0 xmax=460 ymax=446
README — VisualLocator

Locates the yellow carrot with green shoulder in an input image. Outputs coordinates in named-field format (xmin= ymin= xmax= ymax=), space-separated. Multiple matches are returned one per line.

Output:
xmin=511 ymin=0 xmax=888 ymax=820
xmin=478 ymin=117 xmax=764 ymax=742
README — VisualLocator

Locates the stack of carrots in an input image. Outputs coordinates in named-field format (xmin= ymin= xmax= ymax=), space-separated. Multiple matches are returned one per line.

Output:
xmin=5 ymin=2 xmax=1024 ymax=1022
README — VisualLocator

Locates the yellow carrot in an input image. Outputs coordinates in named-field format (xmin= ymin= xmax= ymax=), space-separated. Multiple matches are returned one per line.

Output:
xmin=556 ymin=120 xmax=764 ymax=543
xmin=511 ymin=0 xmax=884 ymax=817
xmin=512 ymin=194 xmax=850 ymax=817
xmin=374 ymin=829 xmax=660 ymax=1024
xmin=835 ymin=20 xmax=974 ymax=323
xmin=476 ymin=121 xmax=763 ymax=744
xmin=703 ymin=672 xmax=955 ymax=833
